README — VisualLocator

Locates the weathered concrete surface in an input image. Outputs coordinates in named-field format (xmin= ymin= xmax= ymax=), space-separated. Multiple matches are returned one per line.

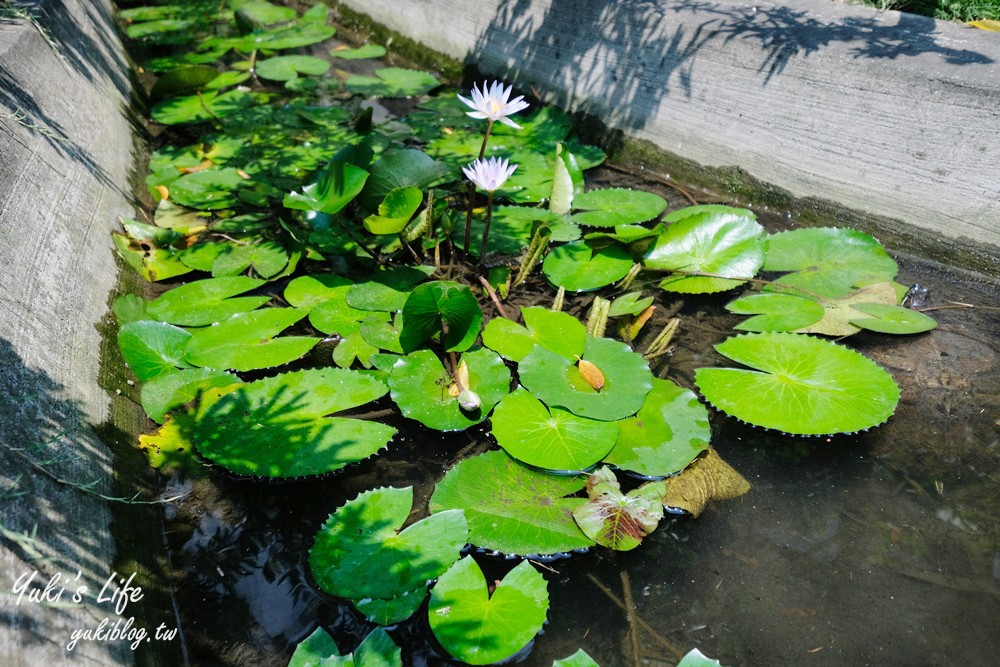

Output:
xmin=0 ymin=1 xmax=152 ymax=664
xmin=337 ymin=0 xmax=1000 ymax=262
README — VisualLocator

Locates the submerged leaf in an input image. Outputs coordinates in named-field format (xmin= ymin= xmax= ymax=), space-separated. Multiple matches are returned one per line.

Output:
xmin=572 ymin=467 xmax=664 ymax=550
xmin=657 ymin=448 xmax=750 ymax=518
xmin=428 ymin=557 xmax=549 ymax=666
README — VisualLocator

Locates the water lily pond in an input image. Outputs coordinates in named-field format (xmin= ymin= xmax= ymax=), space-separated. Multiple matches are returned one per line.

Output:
xmin=114 ymin=1 xmax=1000 ymax=665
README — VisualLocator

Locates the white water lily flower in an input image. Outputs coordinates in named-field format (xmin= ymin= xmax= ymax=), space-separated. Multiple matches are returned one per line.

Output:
xmin=457 ymin=80 xmax=530 ymax=129
xmin=462 ymin=156 xmax=517 ymax=192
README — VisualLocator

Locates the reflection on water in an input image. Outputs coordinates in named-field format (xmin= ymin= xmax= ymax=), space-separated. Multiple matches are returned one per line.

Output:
xmin=160 ymin=176 xmax=1000 ymax=665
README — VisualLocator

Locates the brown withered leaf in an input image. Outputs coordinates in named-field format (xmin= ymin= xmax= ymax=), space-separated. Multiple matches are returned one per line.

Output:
xmin=625 ymin=304 xmax=656 ymax=340
xmin=659 ymin=447 xmax=750 ymax=517
xmin=576 ymin=356 xmax=606 ymax=392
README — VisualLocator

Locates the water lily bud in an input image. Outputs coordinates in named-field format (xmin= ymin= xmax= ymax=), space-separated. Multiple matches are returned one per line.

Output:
xmin=457 ymin=389 xmax=481 ymax=411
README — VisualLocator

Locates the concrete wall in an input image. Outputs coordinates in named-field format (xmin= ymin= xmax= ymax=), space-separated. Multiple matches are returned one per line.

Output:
xmin=338 ymin=0 xmax=1000 ymax=262
xmin=0 ymin=1 xmax=158 ymax=664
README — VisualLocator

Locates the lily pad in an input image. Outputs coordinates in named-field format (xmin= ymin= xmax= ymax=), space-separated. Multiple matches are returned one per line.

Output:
xmin=694 ymin=332 xmax=901 ymax=435
xmin=308 ymin=486 xmax=468 ymax=601
xmin=657 ymin=448 xmax=751 ymax=518
xmin=255 ymin=55 xmax=330 ymax=81
xmin=354 ymin=590 xmax=426 ymax=626
xmin=519 ymin=336 xmax=654 ymax=422
xmin=482 ymin=306 xmax=586 ymax=362
xmin=677 ymin=649 xmax=726 ymax=667
xmin=118 ymin=321 xmax=192 ymax=381
xmin=283 ymin=161 xmax=369 ymax=215
xmin=140 ymin=367 xmax=238 ymax=423
xmin=289 ymin=626 xmax=401 ymax=667
xmin=347 ymin=266 xmax=434 ymax=312
xmin=184 ymin=308 xmax=319 ymax=372
xmin=211 ymin=241 xmax=289 ymax=278
xmin=151 ymin=88 xmax=251 ymax=125
xmin=363 ymin=187 xmax=423 ymax=235
xmin=725 ymin=292 xmax=826 ymax=332
xmin=149 ymin=65 xmax=220 ymax=100
xmin=553 ymin=650 xmax=601 ymax=667
xmin=358 ymin=149 xmax=449 ymax=214
xmin=542 ymin=240 xmax=634 ymax=292
xmin=491 ymin=389 xmax=619 ymax=472
xmin=795 ymin=282 xmax=900 ymax=336
xmin=169 ymin=168 xmax=246 ymax=210
xmin=608 ymin=291 xmax=655 ymax=317
xmin=572 ymin=467 xmax=664 ymax=551
xmin=284 ymin=274 xmax=353 ymax=310
xmin=645 ymin=206 xmax=765 ymax=293
xmin=194 ymin=368 xmax=396 ymax=477
xmin=329 ymin=44 xmax=387 ymax=60
xmin=428 ymin=556 xmax=549 ymax=666
xmin=430 ymin=450 xmax=595 ymax=555
xmin=604 ymin=378 xmax=710 ymax=478
xmin=764 ymin=227 xmax=898 ymax=298
xmin=345 ymin=67 xmax=439 ymax=98
xmin=388 ymin=348 xmax=510 ymax=431
xmin=333 ymin=332 xmax=379 ymax=369
xmin=113 ymin=234 xmax=192 ymax=281
xmin=229 ymin=20 xmax=335 ymax=51
xmin=311 ymin=293 xmax=389 ymax=336
xmin=146 ymin=276 xmax=269 ymax=326
xmin=399 ymin=281 xmax=482 ymax=353
xmin=849 ymin=303 xmax=937 ymax=334
xmin=570 ymin=188 xmax=667 ymax=227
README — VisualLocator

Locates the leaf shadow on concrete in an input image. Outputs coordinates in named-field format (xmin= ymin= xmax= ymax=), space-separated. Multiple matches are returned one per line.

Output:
xmin=0 ymin=337 xmax=161 ymax=664
xmin=470 ymin=0 xmax=994 ymax=132
xmin=0 ymin=0 xmax=144 ymax=194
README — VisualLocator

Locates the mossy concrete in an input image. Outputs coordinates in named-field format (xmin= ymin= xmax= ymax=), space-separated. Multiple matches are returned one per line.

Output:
xmin=333 ymin=0 xmax=1000 ymax=270
xmin=0 ymin=1 xmax=176 ymax=664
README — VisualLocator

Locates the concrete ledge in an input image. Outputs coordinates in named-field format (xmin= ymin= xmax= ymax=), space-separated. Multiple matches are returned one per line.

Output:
xmin=0 ymin=1 xmax=166 ymax=664
xmin=336 ymin=0 xmax=1000 ymax=265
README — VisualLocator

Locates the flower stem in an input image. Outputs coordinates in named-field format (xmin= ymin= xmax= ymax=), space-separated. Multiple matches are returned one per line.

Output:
xmin=463 ymin=120 xmax=494 ymax=254
xmin=478 ymin=191 xmax=494 ymax=272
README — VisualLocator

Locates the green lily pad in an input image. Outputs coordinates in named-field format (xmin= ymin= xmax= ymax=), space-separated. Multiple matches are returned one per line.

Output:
xmin=360 ymin=317 xmax=404 ymax=354
xmin=169 ymin=168 xmax=246 ymax=210
xmin=519 ymin=336 xmax=654 ymax=421
xmin=153 ymin=199 xmax=209 ymax=235
xmin=695 ymin=332 xmax=901 ymax=435
xmin=345 ymin=67 xmax=439 ymax=98
xmin=347 ymin=266 xmax=434 ymax=312
xmin=645 ymin=206 xmax=765 ymax=293
xmin=140 ymin=367 xmax=238 ymax=423
xmin=184 ymin=308 xmax=319 ymax=372
xmin=333 ymin=332 xmax=379 ymax=369
xmin=329 ymin=44 xmax=387 ymax=60
xmin=308 ymin=486 xmax=468 ymax=601
xmin=118 ymin=321 xmax=193 ymax=381
xmin=283 ymin=161 xmax=369 ymax=215
xmin=849 ymin=303 xmax=937 ymax=334
xmin=113 ymin=234 xmax=192 ymax=282
xmin=230 ymin=21 xmax=335 ymax=50
xmin=120 ymin=218 xmax=183 ymax=247
xmin=179 ymin=242 xmax=230 ymax=272
xmin=151 ymin=88 xmax=251 ymax=125
xmin=354 ymin=590 xmax=426 ymax=626
xmin=482 ymin=306 xmax=586 ymax=362
xmin=149 ymin=65 xmax=220 ymax=100
xmin=430 ymin=450 xmax=594 ymax=555
xmin=572 ymin=467 xmax=664 ymax=551
xmin=604 ymin=378 xmax=710 ymax=478
xmin=311 ymin=292 xmax=389 ymax=336
xmin=194 ymin=368 xmax=395 ymax=477
xmin=284 ymin=274 xmax=353 ymax=310
xmin=585 ymin=224 xmax=663 ymax=246
xmin=726 ymin=292 xmax=826 ymax=332
xmin=113 ymin=294 xmax=151 ymax=325
xmin=795 ymin=282 xmax=900 ymax=336
xmin=428 ymin=556 xmax=549 ymax=666
xmin=235 ymin=1 xmax=297 ymax=29
xmin=296 ymin=626 xmax=401 ymax=666
xmin=764 ymin=227 xmax=898 ymax=298
xmin=608 ymin=291 xmax=654 ymax=317
xmin=288 ymin=627 xmax=340 ymax=667
xmin=147 ymin=276 xmax=270 ymax=327
xmin=358 ymin=149 xmax=449 ymax=214
xmin=388 ymin=348 xmax=510 ymax=431
xmin=255 ymin=55 xmax=330 ymax=81
xmin=363 ymin=187 xmax=423 ymax=235
xmin=553 ymin=649 xmax=601 ymax=667
xmin=570 ymin=188 xmax=667 ymax=227
xmin=211 ymin=241 xmax=289 ymax=278
xmin=492 ymin=389 xmax=619 ymax=472
xmin=542 ymin=240 xmax=634 ymax=292
xmin=399 ymin=281 xmax=482 ymax=353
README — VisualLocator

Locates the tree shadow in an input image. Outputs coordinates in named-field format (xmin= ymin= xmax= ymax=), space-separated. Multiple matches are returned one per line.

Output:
xmin=0 ymin=0 xmax=143 ymax=192
xmin=0 ymin=337 xmax=163 ymax=663
xmin=470 ymin=0 xmax=994 ymax=132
